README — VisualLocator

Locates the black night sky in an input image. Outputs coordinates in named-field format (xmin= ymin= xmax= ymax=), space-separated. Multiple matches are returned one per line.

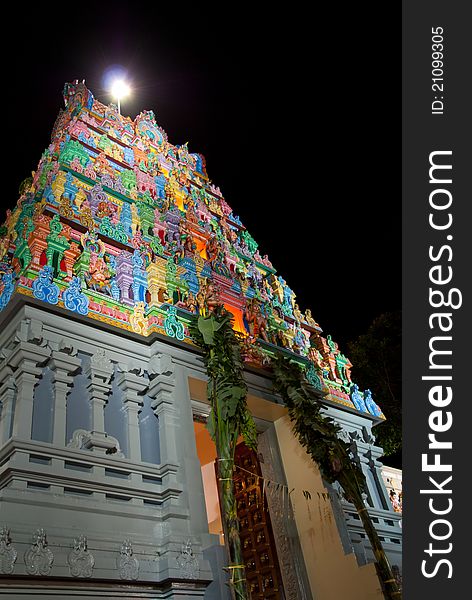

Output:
xmin=6 ymin=7 xmax=400 ymax=352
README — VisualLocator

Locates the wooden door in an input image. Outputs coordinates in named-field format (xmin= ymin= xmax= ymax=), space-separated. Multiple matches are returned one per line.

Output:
xmin=234 ymin=444 xmax=285 ymax=599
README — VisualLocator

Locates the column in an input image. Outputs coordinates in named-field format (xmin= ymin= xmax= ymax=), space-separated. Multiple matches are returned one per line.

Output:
xmin=49 ymin=350 xmax=81 ymax=446
xmin=8 ymin=342 xmax=51 ymax=440
xmin=369 ymin=444 xmax=392 ymax=510
xmin=0 ymin=364 xmax=16 ymax=446
xmin=83 ymin=348 xmax=114 ymax=454
xmin=355 ymin=441 xmax=382 ymax=509
xmin=147 ymin=354 xmax=178 ymax=468
xmin=116 ymin=369 xmax=148 ymax=462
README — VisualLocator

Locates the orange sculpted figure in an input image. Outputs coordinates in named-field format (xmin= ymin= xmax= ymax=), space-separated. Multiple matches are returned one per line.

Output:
xmin=87 ymin=254 xmax=112 ymax=291
xmin=196 ymin=279 xmax=219 ymax=315
xmin=244 ymin=299 xmax=270 ymax=343
xmin=205 ymin=236 xmax=219 ymax=264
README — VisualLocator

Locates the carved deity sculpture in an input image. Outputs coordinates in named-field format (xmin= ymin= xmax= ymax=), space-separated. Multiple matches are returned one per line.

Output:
xmin=87 ymin=252 xmax=112 ymax=293
xmin=196 ymin=279 xmax=219 ymax=315
xmin=205 ymin=235 xmax=219 ymax=264
xmin=244 ymin=299 xmax=270 ymax=343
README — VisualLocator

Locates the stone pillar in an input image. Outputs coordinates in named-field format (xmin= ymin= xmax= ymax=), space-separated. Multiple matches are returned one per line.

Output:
xmin=116 ymin=369 xmax=148 ymax=462
xmin=147 ymin=354 xmax=178 ymax=468
xmin=83 ymin=348 xmax=114 ymax=454
xmin=8 ymin=342 xmax=51 ymax=440
xmin=0 ymin=364 xmax=16 ymax=446
xmin=369 ymin=445 xmax=392 ymax=510
xmin=258 ymin=428 xmax=311 ymax=600
xmin=355 ymin=441 xmax=382 ymax=509
xmin=49 ymin=350 xmax=81 ymax=446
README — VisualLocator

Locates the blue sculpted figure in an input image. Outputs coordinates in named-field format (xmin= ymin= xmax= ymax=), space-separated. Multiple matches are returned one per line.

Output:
xmin=132 ymin=249 xmax=144 ymax=269
xmin=350 ymin=383 xmax=367 ymax=412
xmin=294 ymin=327 xmax=309 ymax=355
xmin=110 ymin=277 xmax=121 ymax=301
xmin=44 ymin=184 xmax=55 ymax=204
xmin=32 ymin=266 xmax=60 ymax=305
xmin=191 ymin=154 xmax=203 ymax=175
xmin=63 ymin=276 xmax=89 ymax=315
xmin=63 ymin=172 xmax=78 ymax=202
xmin=155 ymin=173 xmax=167 ymax=199
xmin=0 ymin=272 xmax=15 ymax=311
xmin=364 ymin=389 xmax=382 ymax=417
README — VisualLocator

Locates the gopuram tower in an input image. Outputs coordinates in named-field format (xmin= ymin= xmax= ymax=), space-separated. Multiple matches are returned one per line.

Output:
xmin=0 ymin=81 xmax=402 ymax=599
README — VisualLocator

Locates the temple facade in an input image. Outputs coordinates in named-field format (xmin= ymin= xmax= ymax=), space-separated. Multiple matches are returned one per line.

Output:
xmin=0 ymin=81 xmax=401 ymax=599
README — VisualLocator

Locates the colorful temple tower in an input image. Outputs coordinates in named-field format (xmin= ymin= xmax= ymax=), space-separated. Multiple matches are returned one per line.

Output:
xmin=0 ymin=81 xmax=401 ymax=599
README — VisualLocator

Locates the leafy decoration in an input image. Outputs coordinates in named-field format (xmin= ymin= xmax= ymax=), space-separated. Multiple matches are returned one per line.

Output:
xmin=271 ymin=353 xmax=401 ymax=600
xmin=189 ymin=304 xmax=256 ymax=599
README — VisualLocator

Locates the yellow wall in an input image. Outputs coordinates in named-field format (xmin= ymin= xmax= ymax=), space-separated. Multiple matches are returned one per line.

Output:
xmin=274 ymin=415 xmax=383 ymax=600
xmin=193 ymin=422 xmax=224 ymax=541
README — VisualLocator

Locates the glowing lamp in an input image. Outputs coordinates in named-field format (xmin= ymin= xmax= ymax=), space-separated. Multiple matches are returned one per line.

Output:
xmin=110 ymin=80 xmax=130 ymax=114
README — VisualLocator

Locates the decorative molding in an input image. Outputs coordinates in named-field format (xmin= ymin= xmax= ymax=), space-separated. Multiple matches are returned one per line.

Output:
xmin=117 ymin=539 xmax=139 ymax=580
xmin=258 ymin=432 xmax=307 ymax=600
xmin=90 ymin=347 xmax=113 ymax=374
xmin=63 ymin=276 xmax=89 ymax=316
xmin=67 ymin=428 xmax=124 ymax=456
xmin=176 ymin=539 xmax=199 ymax=579
xmin=164 ymin=306 xmax=185 ymax=341
xmin=68 ymin=534 xmax=95 ymax=578
xmin=0 ymin=526 xmax=17 ymax=575
xmin=32 ymin=266 xmax=60 ymax=305
xmin=24 ymin=528 xmax=54 ymax=576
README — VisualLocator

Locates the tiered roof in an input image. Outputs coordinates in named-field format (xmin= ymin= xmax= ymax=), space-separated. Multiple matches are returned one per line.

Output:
xmin=0 ymin=80 xmax=383 ymax=419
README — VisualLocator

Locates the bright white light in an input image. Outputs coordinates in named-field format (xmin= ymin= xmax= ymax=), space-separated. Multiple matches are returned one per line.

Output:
xmin=111 ymin=80 xmax=130 ymax=100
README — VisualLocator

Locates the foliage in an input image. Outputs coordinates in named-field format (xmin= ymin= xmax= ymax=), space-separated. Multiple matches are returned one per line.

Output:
xmin=271 ymin=353 xmax=401 ymax=600
xmin=189 ymin=305 xmax=257 ymax=599
xmin=190 ymin=306 xmax=258 ymax=451
xmin=347 ymin=311 xmax=402 ymax=459
xmin=271 ymin=354 xmax=366 ymax=494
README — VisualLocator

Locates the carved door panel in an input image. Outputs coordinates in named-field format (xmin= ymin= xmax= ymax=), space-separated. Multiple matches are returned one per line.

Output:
xmin=234 ymin=443 xmax=285 ymax=599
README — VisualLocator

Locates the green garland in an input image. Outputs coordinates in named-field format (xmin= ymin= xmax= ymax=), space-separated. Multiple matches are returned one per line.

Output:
xmin=271 ymin=353 xmax=401 ymax=600
xmin=189 ymin=305 xmax=256 ymax=600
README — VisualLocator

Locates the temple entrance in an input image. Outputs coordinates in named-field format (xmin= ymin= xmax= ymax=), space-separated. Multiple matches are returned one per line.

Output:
xmin=193 ymin=420 xmax=285 ymax=598
xmin=234 ymin=444 xmax=285 ymax=599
